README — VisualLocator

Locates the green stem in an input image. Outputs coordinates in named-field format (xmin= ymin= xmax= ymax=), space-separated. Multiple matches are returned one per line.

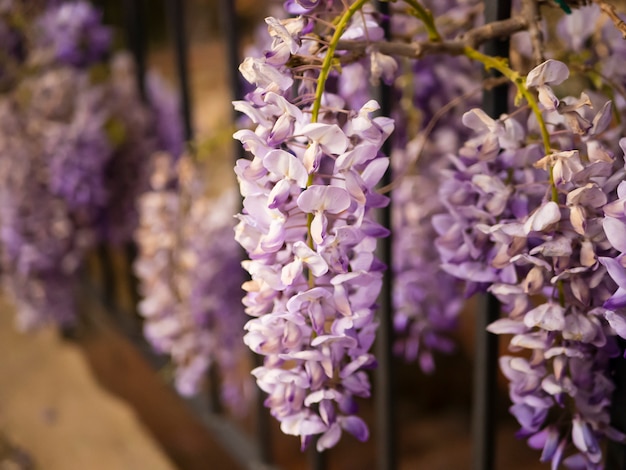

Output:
xmin=311 ymin=0 xmax=370 ymax=124
xmin=306 ymin=1 xmax=370 ymax=287
xmin=404 ymin=0 xmax=442 ymax=42
xmin=463 ymin=46 xmax=558 ymax=203
xmin=463 ymin=47 xmax=567 ymax=306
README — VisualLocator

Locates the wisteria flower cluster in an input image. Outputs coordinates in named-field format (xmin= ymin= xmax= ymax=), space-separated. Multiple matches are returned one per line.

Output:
xmin=134 ymin=153 xmax=251 ymax=409
xmin=434 ymin=56 xmax=626 ymax=468
xmin=0 ymin=1 xmax=182 ymax=329
xmin=234 ymin=4 xmax=394 ymax=450
xmin=390 ymin=1 xmax=480 ymax=370
xmin=232 ymin=0 xmax=626 ymax=464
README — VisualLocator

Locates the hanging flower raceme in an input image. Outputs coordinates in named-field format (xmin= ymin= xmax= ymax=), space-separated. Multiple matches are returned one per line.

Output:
xmin=389 ymin=11 xmax=479 ymax=371
xmin=134 ymin=153 xmax=251 ymax=411
xmin=0 ymin=0 xmax=183 ymax=330
xmin=234 ymin=4 xmax=393 ymax=450
xmin=435 ymin=58 xmax=626 ymax=468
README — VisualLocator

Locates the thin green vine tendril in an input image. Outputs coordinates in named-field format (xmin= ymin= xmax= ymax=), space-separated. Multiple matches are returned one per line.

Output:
xmin=403 ymin=0 xmax=441 ymax=42
xmin=462 ymin=46 xmax=558 ymax=203
xmin=463 ymin=46 xmax=566 ymax=306
xmin=310 ymin=0 xmax=370 ymax=124
xmin=306 ymin=0 xmax=370 ymax=287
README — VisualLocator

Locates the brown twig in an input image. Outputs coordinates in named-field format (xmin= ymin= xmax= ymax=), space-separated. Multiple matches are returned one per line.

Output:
xmin=335 ymin=16 xmax=529 ymax=61
xmin=522 ymin=0 xmax=545 ymax=65
xmin=593 ymin=0 xmax=626 ymax=39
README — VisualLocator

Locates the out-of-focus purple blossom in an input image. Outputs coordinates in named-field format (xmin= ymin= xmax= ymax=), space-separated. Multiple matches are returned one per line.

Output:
xmin=135 ymin=153 xmax=252 ymax=412
xmin=146 ymin=72 xmax=185 ymax=158
xmin=99 ymin=53 xmax=158 ymax=245
xmin=388 ymin=16 xmax=479 ymax=372
xmin=36 ymin=0 xmax=112 ymax=68
xmin=0 ymin=3 xmax=184 ymax=331
xmin=42 ymin=73 xmax=113 ymax=211
xmin=392 ymin=171 xmax=462 ymax=373
xmin=0 ymin=100 xmax=94 ymax=329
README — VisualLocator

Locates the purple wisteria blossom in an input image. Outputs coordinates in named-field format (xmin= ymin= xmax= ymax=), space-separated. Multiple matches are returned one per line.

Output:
xmin=0 ymin=100 xmax=94 ymax=329
xmin=389 ymin=3 xmax=479 ymax=371
xmin=135 ymin=153 xmax=251 ymax=409
xmin=0 ymin=2 xmax=183 ymax=330
xmin=437 ymin=59 xmax=626 ymax=467
xmin=36 ymin=1 xmax=112 ymax=67
xmin=234 ymin=7 xmax=393 ymax=450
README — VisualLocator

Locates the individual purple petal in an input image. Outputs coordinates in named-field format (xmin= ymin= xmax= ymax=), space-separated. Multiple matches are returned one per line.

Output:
xmin=524 ymin=303 xmax=566 ymax=331
xmin=586 ymin=141 xmax=614 ymax=164
xmin=297 ymin=185 xmax=351 ymax=214
xmin=590 ymin=101 xmax=613 ymax=135
xmin=605 ymin=287 xmax=626 ymax=311
xmin=335 ymin=144 xmax=379 ymax=171
xmin=603 ymin=217 xmax=626 ymax=253
xmin=526 ymin=59 xmax=570 ymax=87
xmin=441 ymin=261 xmax=499 ymax=283
xmin=563 ymin=313 xmax=597 ymax=343
xmin=340 ymin=415 xmax=369 ymax=441
xmin=541 ymin=375 xmax=577 ymax=396
xmin=604 ymin=310 xmax=626 ymax=338
xmin=487 ymin=318 xmax=529 ymax=334
xmin=538 ymin=427 xmax=560 ymax=463
xmin=599 ymin=256 xmax=626 ymax=288
xmin=510 ymin=403 xmax=548 ymax=434
xmin=360 ymin=158 xmax=389 ymax=190
xmin=369 ymin=50 xmax=397 ymax=85
xmin=538 ymin=85 xmax=560 ymax=110
xmin=566 ymin=183 xmax=607 ymax=208
xmin=571 ymin=416 xmax=601 ymax=463
xmin=524 ymin=201 xmax=561 ymax=234
xmin=281 ymin=412 xmax=328 ymax=437
xmin=293 ymin=241 xmax=328 ymax=277
xmin=316 ymin=423 xmax=341 ymax=452
xmin=239 ymin=57 xmax=293 ymax=91
xmin=511 ymin=332 xmax=551 ymax=350
xmin=310 ymin=211 xmax=327 ymax=245
xmin=462 ymin=108 xmax=499 ymax=133
xmin=300 ymin=123 xmax=349 ymax=155
xmin=264 ymin=149 xmax=309 ymax=187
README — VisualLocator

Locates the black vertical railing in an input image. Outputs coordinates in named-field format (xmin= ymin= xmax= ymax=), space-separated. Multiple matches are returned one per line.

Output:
xmin=375 ymin=1 xmax=397 ymax=470
xmin=218 ymin=0 xmax=273 ymax=464
xmin=164 ymin=0 xmax=193 ymax=142
xmin=122 ymin=0 xmax=146 ymax=322
xmin=123 ymin=0 xmax=146 ymax=100
xmin=608 ymin=338 xmax=626 ymax=468
xmin=471 ymin=1 xmax=511 ymax=470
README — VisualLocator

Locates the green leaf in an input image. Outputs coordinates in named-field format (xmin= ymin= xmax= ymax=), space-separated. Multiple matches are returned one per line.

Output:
xmin=555 ymin=0 xmax=572 ymax=14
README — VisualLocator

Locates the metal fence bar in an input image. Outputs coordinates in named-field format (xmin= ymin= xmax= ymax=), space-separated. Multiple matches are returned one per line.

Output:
xmin=471 ymin=1 xmax=511 ymax=469
xmin=375 ymin=1 xmax=397 ymax=469
xmin=608 ymin=339 xmax=626 ymax=469
xmin=217 ymin=0 xmax=274 ymax=464
xmin=96 ymin=244 xmax=116 ymax=309
xmin=122 ymin=0 xmax=147 ymax=318
xmin=309 ymin=444 xmax=326 ymax=470
xmin=472 ymin=294 xmax=500 ymax=470
xmin=164 ymin=0 xmax=194 ymax=142
xmin=123 ymin=0 xmax=146 ymax=100
xmin=219 ymin=0 xmax=243 ymax=112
